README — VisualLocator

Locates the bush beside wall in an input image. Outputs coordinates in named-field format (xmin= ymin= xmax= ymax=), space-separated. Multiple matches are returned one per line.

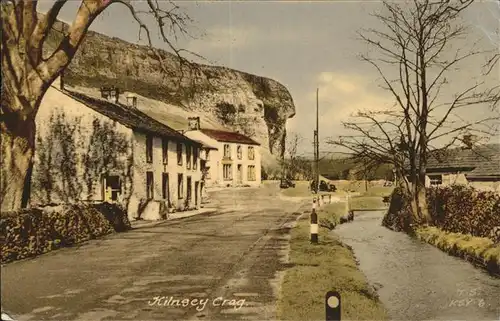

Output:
xmin=92 ymin=202 xmax=131 ymax=232
xmin=426 ymin=186 xmax=500 ymax=238
xmin=0 ymin=202 xmax=129 ymax=264
xmin=384 ymin=186 xmax=500 ymax=239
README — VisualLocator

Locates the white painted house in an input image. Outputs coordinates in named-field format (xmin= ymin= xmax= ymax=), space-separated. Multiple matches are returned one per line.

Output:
xmin=183 ymin=117 xmax=262 ymax=187
xmin=33 ymin=78 xmax=204 ymax=220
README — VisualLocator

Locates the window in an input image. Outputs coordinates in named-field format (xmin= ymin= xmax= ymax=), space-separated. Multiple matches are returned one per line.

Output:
xmin=193 ymin=147 xmax=198 ymax=170
xmin=223 ymin=164 xmax=232 ymax=181
xmin=223 ymin=144 xmax=231 ymax=159
xmin=146 ymin=171 xmax=154 ymax=199
xmin=103 ymin=175 xmax=121 ymax=202
xmin=429 ymin=175 xmax=442 ymax=186
xmin=177 ymin=143 xmax=183 ymax=165
xmin=146 ymin=135 xmax=153 ymax=163
xmin=178 ymin=173 xmax=184 ymax=199
xmin=237 ymin=145 xmax=242 ymax=159
xmin=162 ymin=138 xmax=168 ymax=165
xmin=186 ymin=145 xmax=192 ymax=170
xmin=248 ymin=146 xmax=255 ymax=160
xmin=162 ymin=173 xmax=169 ymax=201
xmin=247 ymin=165 xmax=256 ymax=181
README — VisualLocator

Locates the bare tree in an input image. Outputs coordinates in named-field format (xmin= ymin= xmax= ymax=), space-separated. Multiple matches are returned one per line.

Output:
xmin=329 ymin=0 xmax=499 ymax=224
xmin=0 ymin=0 xmax=198 ymax=211
xmin=282 ymin=132 xmax=302 ymax=179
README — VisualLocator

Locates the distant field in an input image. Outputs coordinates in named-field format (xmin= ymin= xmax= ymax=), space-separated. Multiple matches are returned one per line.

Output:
xmin=279 ymin=180 xmax=393 ymax=201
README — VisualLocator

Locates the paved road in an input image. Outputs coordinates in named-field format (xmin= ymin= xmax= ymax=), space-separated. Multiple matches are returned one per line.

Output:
xmin=335 ymin=210 xmax=500 ymax=321
xmin=1 ymin=185 xmax=306 ymax=321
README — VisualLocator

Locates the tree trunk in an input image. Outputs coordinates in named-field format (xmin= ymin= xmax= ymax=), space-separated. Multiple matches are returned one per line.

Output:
xmin=0 ymin=111 xmax=36 ymax=212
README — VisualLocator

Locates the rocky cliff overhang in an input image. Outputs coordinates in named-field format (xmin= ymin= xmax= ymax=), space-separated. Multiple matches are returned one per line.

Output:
xmin=44 ymin=21 xmax=296 ymax=161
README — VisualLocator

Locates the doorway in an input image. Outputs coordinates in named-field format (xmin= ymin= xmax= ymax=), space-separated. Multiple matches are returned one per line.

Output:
xmin=195 ymin=181 xmax=199 ymax=206
xmin=237 ymin=164 xmax=242 ymax=184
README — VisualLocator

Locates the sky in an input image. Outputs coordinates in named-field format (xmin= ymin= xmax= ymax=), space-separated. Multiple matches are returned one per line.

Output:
xmin=40 ymin=0 xmax=500 ymax=156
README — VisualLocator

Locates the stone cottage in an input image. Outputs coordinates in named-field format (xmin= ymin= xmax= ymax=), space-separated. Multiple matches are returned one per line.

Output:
xmin=32 ymin=79 xmax=203 ymax=220
xmin=183 ymin=117 xmax=262 ymax=187
xmin=404 ymin=136 xmax=500 ymax=193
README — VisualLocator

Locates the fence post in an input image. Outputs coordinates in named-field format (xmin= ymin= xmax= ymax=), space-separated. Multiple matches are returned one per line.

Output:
xmin=329 ymin=194 xmax=332 ymax=204
xmin=311 ymin=198 xmax=318 ymax=244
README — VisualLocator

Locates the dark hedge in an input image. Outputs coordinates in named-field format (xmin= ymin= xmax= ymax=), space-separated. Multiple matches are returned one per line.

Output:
xmin=383 ymin=185 xmax=500 ymax=240
xmin=1 ymin=202 xmax=129 ymax=264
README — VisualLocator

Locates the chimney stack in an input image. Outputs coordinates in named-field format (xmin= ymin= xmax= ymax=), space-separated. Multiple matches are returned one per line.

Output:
xmin=100 ymin=86 xmax=120 ymax=104
xmin=462 ymin=134 xmax=478 ymax=149
xmin=188 ymin=116 xmax=201 ymax=130
xmin=126 ymin=94 xmax=137 ymax=108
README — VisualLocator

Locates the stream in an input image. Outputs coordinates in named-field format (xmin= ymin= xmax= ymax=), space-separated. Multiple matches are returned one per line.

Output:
xmin=334 ymin=210 xmax=500 ymax=321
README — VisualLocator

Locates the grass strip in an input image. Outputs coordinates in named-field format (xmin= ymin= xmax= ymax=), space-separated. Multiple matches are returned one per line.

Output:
xmin=278 ymin=202 xmax=388 ymax=320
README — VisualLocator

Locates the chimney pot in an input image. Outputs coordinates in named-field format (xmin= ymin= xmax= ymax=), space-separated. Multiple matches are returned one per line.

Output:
xmin=188 ymin=116 xmax=201 ymax=130
xmin=126 ymin=94 xmax=137 ymax=108
xmin=462 ymin=134 xmax=478 ymax=149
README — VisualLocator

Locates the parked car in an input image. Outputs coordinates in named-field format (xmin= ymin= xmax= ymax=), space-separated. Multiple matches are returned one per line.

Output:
xmin=319 ymin=180 xmax=336 ymax=192
xmin=280 ymin=178 xmax=296 ymax=189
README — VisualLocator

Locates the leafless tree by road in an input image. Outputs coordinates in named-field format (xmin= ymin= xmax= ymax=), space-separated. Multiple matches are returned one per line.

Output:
xmin=0 ymin=0 xmax=198 ymax=212
xmin=328 ymin=0 xmax=500 ymax=224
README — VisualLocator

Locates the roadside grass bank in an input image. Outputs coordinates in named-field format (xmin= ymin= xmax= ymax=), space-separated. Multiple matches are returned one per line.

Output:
xmin=347 ymin=185 xmax=393 ymax=210
xmin=349 ymin=196 xmax=388 ymax=210
xmin=278 ymin=202 xmax=387 ymax=320
xmin=416 ymin=226 xmax=500 ymax=277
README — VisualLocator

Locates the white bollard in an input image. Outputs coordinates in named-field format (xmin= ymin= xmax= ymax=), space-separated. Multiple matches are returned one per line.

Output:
xmin=311 ymin=198 xmax=318 ymax=244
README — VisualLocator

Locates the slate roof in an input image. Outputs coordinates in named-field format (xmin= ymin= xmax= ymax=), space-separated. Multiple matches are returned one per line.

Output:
xmin=64 ymin=90 xmax=200 ymax=145
xmin=191 ymin=139 xmax=219 ymax=150
xmin=199 ymin=129 xmax=261 ymax=146
xmin=405 ymin=144 xmax=500 ymax=177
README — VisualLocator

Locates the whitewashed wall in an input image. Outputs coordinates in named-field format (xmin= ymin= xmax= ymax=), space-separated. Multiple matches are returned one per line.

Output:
xmin=128 ymin=132 xmax=203 ymax=220
xmin=183 ymin=131 xmax=221 ymax=187
xmin=216 ymin=141 xmax=261 ymax=187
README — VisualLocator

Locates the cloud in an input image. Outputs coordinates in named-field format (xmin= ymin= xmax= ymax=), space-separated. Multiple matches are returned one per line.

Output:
xmin=314 ymin=71 xmax=393 ymax=123
xmin=187 ymin=26 xmax=260 ymax=52
xmin=287 ymin=71 xmax=394 ymax=153
xmin=185 ymin=24 xmax=315 ymax=57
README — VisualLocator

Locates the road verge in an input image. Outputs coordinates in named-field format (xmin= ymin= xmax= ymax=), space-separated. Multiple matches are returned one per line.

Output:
xmin=277 ymin=201 xmax=387 ymax=320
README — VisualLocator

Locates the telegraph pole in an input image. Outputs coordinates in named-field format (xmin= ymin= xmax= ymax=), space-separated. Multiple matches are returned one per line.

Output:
xmin=316 ymin=88 xmax=320 ymax=192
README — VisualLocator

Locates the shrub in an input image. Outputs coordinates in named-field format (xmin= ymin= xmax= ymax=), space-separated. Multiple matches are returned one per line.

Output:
xmin=427 ymin=186 xmax=500 ymax=238
xmin=384 ymin=185 xmax=500 ymax=241
xmin=0 ymin=202 xmax=128 ymax=264
xmin=91 ymin=202 xmax=131 ymax=232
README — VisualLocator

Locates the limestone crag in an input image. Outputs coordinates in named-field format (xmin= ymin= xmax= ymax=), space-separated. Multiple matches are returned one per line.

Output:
xmin=45 ymin=23 xmax=296 ymax=158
